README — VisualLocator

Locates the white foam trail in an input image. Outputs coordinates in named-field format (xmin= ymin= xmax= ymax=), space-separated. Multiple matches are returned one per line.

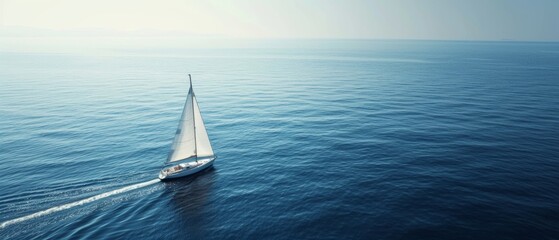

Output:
xmin=1 ymin=179 xmax=160 ymax=229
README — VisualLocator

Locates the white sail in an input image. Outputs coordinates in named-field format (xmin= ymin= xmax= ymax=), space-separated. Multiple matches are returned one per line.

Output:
xmin=193 ymin=95 xmax=214 ymax=158
xmin=167 ymin=87 xmax=196 ymax=163
xmin=167 ymin=83 xmax=214 ymax=163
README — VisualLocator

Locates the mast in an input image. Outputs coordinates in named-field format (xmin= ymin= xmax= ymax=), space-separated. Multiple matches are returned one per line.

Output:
xmin=189 ymin=74 xmax=198 ymax=163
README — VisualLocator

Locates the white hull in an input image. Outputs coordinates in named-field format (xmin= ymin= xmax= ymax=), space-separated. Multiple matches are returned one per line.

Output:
xmin=159 ymin=157 xmax=215 ymax=180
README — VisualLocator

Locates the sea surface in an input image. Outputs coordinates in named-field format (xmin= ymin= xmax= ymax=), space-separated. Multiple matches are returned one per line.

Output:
xmin=1 ymin=40 xmax=558 ymax=239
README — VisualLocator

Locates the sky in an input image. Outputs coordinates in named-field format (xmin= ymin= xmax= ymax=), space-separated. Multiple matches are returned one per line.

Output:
xmin=0 ymin=0 xmax=557 ymax=51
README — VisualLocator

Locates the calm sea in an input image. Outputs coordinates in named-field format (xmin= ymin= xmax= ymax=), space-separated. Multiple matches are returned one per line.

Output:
xmin=1 ymin=40 xmax=558 ymax=239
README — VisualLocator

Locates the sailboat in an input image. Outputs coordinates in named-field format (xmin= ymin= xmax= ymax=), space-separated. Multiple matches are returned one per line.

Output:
xmin=159 ymin=74 xmax=216 ymax=180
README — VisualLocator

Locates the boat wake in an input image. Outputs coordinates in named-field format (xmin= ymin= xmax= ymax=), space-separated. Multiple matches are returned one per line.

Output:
xmin=0 ymin=179 xmax=160 ymax=229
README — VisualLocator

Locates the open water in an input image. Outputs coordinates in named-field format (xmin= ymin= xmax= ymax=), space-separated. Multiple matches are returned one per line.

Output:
xmin=1 ymin=40 xmax=558 ymax=239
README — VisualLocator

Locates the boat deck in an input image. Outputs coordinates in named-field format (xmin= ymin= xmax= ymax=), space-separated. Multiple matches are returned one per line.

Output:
xmin=162 ymin=159 xmax=212 ymax=175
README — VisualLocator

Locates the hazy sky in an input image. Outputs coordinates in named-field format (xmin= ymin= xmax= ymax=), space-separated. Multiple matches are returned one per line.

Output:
xmin=1 ymin=0 xmax=558 ymax=41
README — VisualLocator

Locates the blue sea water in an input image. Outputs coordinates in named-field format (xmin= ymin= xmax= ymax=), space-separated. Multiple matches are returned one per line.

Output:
xmin=1 ymin=40 xmax=558 ymax=239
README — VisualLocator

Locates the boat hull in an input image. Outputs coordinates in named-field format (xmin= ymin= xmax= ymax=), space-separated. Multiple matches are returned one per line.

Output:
xmin=159 ymin=158 xmax=215 ymax=181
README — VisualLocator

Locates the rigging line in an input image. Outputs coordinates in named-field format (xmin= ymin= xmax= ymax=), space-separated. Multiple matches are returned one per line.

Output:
xmin=190 ymin=74 xmax=198 ymax=163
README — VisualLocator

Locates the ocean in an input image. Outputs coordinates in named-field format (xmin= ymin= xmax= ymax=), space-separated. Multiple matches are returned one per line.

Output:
xmin=1 ymin=40 xmax=558 ymax=239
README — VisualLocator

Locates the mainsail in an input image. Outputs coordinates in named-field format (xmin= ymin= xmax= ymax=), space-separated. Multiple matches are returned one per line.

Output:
xmin=167 ymin=79 xmax=214 ymax=163
xmin=193 ymin=95 xmax=214 ymax=158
